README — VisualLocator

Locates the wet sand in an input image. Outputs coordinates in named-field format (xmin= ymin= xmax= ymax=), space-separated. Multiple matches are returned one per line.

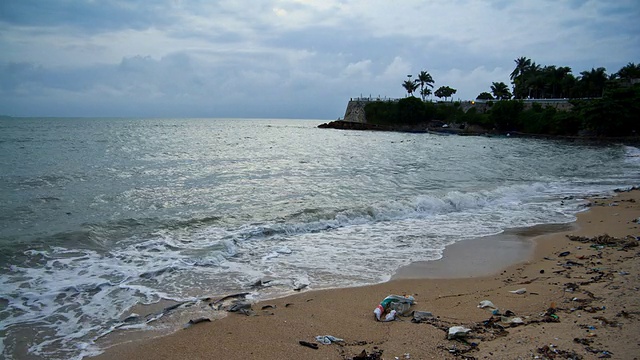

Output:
xmin=92 ymin=190 xmax=640 ymax=360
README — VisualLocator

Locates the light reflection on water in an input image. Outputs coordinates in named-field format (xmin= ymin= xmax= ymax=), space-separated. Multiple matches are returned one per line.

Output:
xmin=0 ymin=117 xmax=638 ymax=359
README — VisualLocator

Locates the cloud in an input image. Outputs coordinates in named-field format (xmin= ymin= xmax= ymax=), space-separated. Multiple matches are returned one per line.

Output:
xmin=0 ymin=0 xmax=638 ymax=118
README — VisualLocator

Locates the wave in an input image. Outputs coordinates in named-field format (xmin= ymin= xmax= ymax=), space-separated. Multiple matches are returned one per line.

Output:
xmin=0 ymin=181 xmax=625 ymax=360
xmin=624 ymin=145 xmax=640 ymax=165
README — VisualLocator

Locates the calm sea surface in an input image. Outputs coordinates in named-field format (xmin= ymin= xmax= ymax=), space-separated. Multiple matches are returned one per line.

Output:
xmin=1 ymin=117 xmax=639 ymax=359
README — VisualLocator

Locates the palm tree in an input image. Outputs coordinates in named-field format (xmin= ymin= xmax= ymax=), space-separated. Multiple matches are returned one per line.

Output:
xmin=490 ymin=82 xmax=511 ymax=100
xmin=420 ymin=87 xmax=432 ymax=101
xmin=510 ymin=57 xmax=532 ymax=80
xmin=579 ymin=67 xmax=607 ymax=97
xmin=549 ymin=66 xmax=572 ymax=98
xmin=617 ymin=62 xmax=640 ymax=80
xmin=523 ymin=62 xmax=542 ymax=98
xmin=416 ymin=71 xmax=435 ymax=101
xmin=510 ymin=56 xmax=531 ymax=99
xmin=402 ymin=80 xmax=419 ymax=97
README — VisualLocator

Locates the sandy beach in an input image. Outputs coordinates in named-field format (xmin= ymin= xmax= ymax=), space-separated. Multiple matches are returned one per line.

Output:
xmin=93 ymin=190 xmax=640 ymax=360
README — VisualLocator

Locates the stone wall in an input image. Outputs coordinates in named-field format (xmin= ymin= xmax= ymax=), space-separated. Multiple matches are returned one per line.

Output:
xmin=341 ymin=98 xmax=575 ymax=123
xmin=342 ymin=100 xmax=368 ymax=123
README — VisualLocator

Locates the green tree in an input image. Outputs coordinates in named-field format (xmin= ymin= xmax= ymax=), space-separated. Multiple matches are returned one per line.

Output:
xmin=522 ymin=62 xmax=542 ymax=98
xmin=490 ymin=82 xmax=511 ymax=100
xmin=616 ymin=62 xmax=640 ymax=81
xmin=402 ymin=80 xmax=419 ymax=97
xmin=574 ymin=84 xmax=640 ymax=136
xmin=489 ymin=100 xmax=524 ymax=131
xmin=510 ymin=56 xmax=532 ymax=99
xmin=397 ymin=96 xmax=428 ymax=124
xmin=420 ymin=87 xmax=432 ymax=101
xmin=416 ymin=70 xmax=435 ymax=101
xmin=476 ymin=92 xmax=494 ymax=100
xmin=434 ymin=86 xmax=457 ymax=101
xmin=578 ymin=67 xmax=608 ymax=98
xmin=545 ymin=66 xmax=573 ymax=98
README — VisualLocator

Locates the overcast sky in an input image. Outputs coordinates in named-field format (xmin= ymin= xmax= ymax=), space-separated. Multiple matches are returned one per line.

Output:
xmin=1 ymin=0 xmax=638 ymax=119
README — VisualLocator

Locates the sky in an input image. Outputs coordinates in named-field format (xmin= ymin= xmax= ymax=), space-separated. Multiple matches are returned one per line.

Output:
xmin=0 ymin=0 xmax=638 ymax=119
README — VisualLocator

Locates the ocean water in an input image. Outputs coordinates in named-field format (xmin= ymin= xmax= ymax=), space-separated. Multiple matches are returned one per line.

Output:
xmin=0 ymin=117 xmax=638 ymax=359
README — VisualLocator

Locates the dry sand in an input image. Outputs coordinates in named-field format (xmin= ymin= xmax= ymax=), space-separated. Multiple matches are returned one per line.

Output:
xmin=92 ymin=190 xmax=640 ymax=360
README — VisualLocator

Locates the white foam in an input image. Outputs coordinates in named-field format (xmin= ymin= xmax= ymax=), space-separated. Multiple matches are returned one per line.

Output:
xmin=624 ymin=145 xmax=640 ymax=165
xmin=0 ymin=182 xmax=625 ymax=359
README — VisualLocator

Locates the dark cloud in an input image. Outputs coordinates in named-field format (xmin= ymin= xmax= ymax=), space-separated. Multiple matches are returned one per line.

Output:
xmin=0 ymin=0 xmax=176 ymax=33
xmin=0 ymin=0 xmax=639 ymax=118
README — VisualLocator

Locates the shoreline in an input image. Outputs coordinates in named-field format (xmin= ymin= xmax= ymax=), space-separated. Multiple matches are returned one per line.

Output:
xmin=92 ymin=190 xmax=640 ymax=359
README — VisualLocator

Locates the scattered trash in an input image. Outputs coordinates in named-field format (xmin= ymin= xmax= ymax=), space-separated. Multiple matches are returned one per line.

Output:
xmin=353 ymin=349 xmax=384 ymax=360
xmin=250 ymin=279 xmax=273 ymax=288
xmin=299 ymin=340 xmax=319 ymax=349
xmin=315 ymin=335 xmax=344 ymax=344
xmin=558 ymin=251 xmax=571 ymax=257
xmin=227 ymin=302 xmax=252 ymax=312
xmin=477 ymin=300 xmax=497 ymax=310
xmin=502 ymin=316 xmax=524 ymax=325
xmin=537 ymin=345 xmax=582 ymax=359
xmin=563 ymin=260 xmax=583 ymax=267
xmin=123 ymin=313 xmax=140 ymax=323
xmin=373 ymin=295 xmax=415 ymax=321
xmin=411 ymin=311 xmax=434 ymax=323
xmin=183 ymin=317 xmax=211 ymax=328
xmin=239 ymin=308 xmax=256 ymax=316
xmin=509 ymin=288 xmax=527 ymax=294
xmin=447 ymin=326 xmax=471 ymax=339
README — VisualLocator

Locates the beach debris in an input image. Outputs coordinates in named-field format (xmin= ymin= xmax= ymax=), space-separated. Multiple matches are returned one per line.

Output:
xmin=299 ymin=340 xmax=319 ymax=350
xmin=509 ymin=288 xmax=526 ymax=294
xmin=239 ymin=308 xmax=256 ymax=316
xmin=352 ymin=349 xmax=383 ymax=360
xmin=261 ymin=304 xmax=276 ymax=310
xmin=563 ymin=260 xmax=583 ymax=267
xmin=373 ymin=295 xmax=415 ymax=321
xmin=123 ymin=313 xmax=140 ymax=323
xmin=447 ymin=326 xmax=472 ymax=340
xmin=567 ymin=234 xmax=638 ymax=250
xmin=207 ymin=292 xmax=250 ymax=309
xmin=315 ymin=335 xmax=344 ymax=344
xmin=440 ymin=343 xmax=478 ymax=357
xmin=293 ymin=283 xmax=308 ymax=291
xmin=502 ymin=316 xmax=524 ymax=325
xmin=574 ymin=337 xmax=594 ymax=346
xmin=477 ymin=300 xmax=497 ymax=310
xmin=593 ymin=316 xmax=620 ymax=328
xmin=250 ymin=279 xmax=273 ymax=288
xmin=183 ymin=317 xmax=211 ymax=328
xmin=584 ymin=346 xmax=613 ymax=358
xmin=558 ymin=251 xmax=571 ymax=257
xmin=411 ymin=311 xmax=434 ymax=323
xmin=537 ymin=345 xmax=583 ymax=359
xmin=227 ymin=301 xmax=252 ymax=312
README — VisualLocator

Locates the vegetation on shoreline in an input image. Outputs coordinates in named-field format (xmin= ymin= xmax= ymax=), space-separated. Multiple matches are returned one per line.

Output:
xmin=364 ymin=59 xmax=640 ymax=137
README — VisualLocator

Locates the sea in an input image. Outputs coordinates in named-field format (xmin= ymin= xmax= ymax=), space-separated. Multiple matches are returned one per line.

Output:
xmin=0 ymin=117 xmax=639 ymax=359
